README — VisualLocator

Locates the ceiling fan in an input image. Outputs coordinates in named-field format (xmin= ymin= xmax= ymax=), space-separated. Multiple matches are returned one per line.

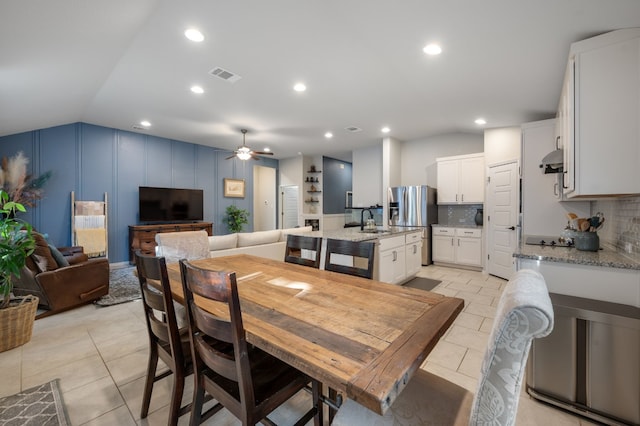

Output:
xmin=226 ymin=129 xmax=274 ymax=161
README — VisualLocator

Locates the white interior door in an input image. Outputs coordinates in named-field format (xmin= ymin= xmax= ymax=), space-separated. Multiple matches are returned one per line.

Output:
xmin=281 ymin=185 xmax=299 ymax=229
xmin=253 ymin=165 xmax=276 ymax=231
xmin=487 ymin=161 xmax=519 ymax=280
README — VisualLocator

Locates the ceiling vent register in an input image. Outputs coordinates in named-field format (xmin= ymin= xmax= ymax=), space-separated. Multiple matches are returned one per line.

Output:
xmin=209 ymin=67 xmax=242 ymax=83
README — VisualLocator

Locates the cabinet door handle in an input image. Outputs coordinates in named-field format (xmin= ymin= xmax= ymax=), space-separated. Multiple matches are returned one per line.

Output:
xmin=413 ymin=245 xmax=417 ymax=254
xmin=455 ymin=194 xmax=458 ymax=202
xmin=562 ymin=171 xmax=569 ymax=189
xmin=457 ymin=239 xmax=460 ymax=246
xmin=556 ymin=135 xmax=561 ymax=149
xmin=451 ymin=238 xmax=454 ymax=246
xmin=461 ymin=194 xmax=464 ymax=202
xmin=393 ymin=251 xmax=397 ymax=262
xmin=554 ymin=182 xmax=559 ymax=196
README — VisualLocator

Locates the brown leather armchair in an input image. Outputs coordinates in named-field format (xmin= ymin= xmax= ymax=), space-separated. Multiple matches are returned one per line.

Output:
xmin=12 ymin=233 xmax=109 ymax=318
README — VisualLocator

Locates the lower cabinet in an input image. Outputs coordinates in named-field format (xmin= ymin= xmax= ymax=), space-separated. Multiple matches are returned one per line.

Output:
xmin=405 ymin=231 xmax=423 ymax=277
xmin=377 ymin=232 xmax=423 ymax=285
xmin=432 ymin=226 xmax=482 ymax=268
xmin=378 ymin=235 xmax=406 ymax=285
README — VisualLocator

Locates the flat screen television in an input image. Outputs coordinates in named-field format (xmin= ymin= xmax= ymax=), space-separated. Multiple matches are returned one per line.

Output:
xmin=139 ymin=186 xmax=204 ymax=223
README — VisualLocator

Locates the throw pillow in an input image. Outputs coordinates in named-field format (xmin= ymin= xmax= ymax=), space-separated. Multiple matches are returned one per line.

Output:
xmin=48 ymin=244 xmax=70 ymax=267
xmin=31 ymin=232 xmax=59 ymax=271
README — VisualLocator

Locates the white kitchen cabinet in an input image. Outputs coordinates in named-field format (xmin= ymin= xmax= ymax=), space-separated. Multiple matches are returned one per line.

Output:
xmin=432 ymin=227 xmax=455 ymax=263
xmin=405 ymin=231 xmax=423 ymax=277
xmin=432 ymin=226 xmax=482 ymax=268
xmin=561 ymin=29 xmax=640 ymax=198
xmin=378 ymin=235 xmax=407 ymax=285
xmin=436 ymin=153 xmax=485 ymax=204
xmin=521 ymin=119 xmax=590 ymax=236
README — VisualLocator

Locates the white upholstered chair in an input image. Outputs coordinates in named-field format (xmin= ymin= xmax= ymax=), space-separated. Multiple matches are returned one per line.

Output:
xmin=155 ymin=230 xmax=210 ymax=263
xmin=332 ymin=269 xmax=554 ymax=426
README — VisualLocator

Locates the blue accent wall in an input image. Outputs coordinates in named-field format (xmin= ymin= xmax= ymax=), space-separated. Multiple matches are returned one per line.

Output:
xmin=0 ymin=122 xmax=278 ymax=263
xmin=323 ymin=157 xmax=352 ymax=214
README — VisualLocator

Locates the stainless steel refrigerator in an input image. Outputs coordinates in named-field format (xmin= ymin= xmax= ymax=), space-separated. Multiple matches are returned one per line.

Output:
xmin=388 ymin=185 xmax=438 ymax=265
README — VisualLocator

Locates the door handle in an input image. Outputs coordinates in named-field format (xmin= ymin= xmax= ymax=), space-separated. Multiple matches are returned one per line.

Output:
xmin=507 ymin=226 xmax=515 ymax=230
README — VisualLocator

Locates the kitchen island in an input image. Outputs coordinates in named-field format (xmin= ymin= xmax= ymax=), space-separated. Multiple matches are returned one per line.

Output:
xmin=291 ymin=227 xmax=423 ymax=284
xmin=513 ymin=243 xmax=640 ymax=425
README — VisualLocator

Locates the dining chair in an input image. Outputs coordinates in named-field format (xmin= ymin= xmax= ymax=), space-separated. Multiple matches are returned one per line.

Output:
xmin=324 ymin=238 xmax=375 ymax=279
xmin=179 ymin=259 xmax=323 ymax=426
xmin=332 ymin=268 xmax=555 ymax=426
xmin=135 ymin=250 xmax=194 ymax=425
xmin=284 ymin=234 xmax=323 ymax=268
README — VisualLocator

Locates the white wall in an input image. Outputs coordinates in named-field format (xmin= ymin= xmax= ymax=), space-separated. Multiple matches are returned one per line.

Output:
xmin=353 ymin=144 xmax=383 ymax=206
xmin=400 ymin=133 xmax=484 ymax=187
xmin=279 ymin=156 xmax=304 ymax=227
xmin=483 ymin=127 xmax=521 ymax=166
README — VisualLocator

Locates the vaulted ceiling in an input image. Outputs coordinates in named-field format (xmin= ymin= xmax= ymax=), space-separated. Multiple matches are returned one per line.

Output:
xmin=2 ymin=0 xmax=639 ymax=161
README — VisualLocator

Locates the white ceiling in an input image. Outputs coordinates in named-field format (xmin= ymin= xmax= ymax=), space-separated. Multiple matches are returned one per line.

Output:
xmin=2 ymin=1 xmax=640 ymax=162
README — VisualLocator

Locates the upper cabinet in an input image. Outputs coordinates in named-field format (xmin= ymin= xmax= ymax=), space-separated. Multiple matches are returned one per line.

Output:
xmin=436 ymin=153 xmax=485 ymax=204
xmin=561 ymin=28 xmax=640 ymax=198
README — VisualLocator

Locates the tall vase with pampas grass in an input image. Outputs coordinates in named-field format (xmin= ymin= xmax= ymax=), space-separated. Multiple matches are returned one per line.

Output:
xmin=0 ymin=151 xmax=52 ymax=210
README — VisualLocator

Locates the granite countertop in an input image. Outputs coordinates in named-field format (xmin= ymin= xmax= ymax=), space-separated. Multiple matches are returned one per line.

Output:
xmin=514 ymin=243 xmax=640 ymax=270
xmin=291 ymin=227 xmax=421 ymax=242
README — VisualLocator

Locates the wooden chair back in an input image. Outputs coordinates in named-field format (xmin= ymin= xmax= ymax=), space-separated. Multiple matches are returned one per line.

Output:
xmin=325 ymin=239 xmax=375 ymax=279
xmin=284 ymin=234 xmax=323 ymax=268
xmin=134 ymin=250 xmax=193 ymax=423
xmin=179 ymin=260 xmax=256 ymax=412
xmin=135 ymin=251 xmax=185 ymax=368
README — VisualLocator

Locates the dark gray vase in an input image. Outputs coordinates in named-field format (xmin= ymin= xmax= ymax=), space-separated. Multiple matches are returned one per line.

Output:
xmin=474 ymin=208 xmax=483 ymax=226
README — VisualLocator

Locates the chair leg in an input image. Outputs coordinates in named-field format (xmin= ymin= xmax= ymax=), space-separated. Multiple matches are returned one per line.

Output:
xmin=328 ymin=387 xmax=338 ymax=424
xmin=312 ymin=380 xmax=323 ymax=426
xmin=189 ymin=375 xmax=206 ymax=426
xmin=168 ymin=370 xmax=185 ymax=426
xmin=141 ymin=346 xmax=159 ymax=419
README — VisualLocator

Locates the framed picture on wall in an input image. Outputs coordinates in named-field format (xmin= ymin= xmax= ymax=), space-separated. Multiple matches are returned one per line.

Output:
xmin=223 ymin=178 xmax=245 ymax=198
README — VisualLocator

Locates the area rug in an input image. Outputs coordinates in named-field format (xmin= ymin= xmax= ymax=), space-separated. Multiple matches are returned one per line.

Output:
xmin=403 ymin=276 xmax=442 ymax=292
xmin=0 ymin=379 xmax=69 ymax=425
xmin=94 ymin=266 xmax=141 ymax=307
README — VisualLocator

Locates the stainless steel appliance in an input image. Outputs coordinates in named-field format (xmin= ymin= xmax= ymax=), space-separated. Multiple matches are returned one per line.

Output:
xmin=528 ymin=293 xmax=640 ymax=425
xmin=388 ymin=185 xmax=437 ymax=265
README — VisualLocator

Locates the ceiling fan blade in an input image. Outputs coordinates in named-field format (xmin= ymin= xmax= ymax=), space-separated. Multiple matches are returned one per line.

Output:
xmin=250 ymin=154 xmax=260 ymax=160
xmin=225 ymin=154 xmax=236 ymax=160
xmin=252 ymin=151 xmax=274 ymax=156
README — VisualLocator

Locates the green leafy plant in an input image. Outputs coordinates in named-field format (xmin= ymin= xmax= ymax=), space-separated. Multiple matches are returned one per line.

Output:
xmin=225 ymin=205 xmax=249 ymax=233
xmin=0 ymin=190 xmax=35 ymax=309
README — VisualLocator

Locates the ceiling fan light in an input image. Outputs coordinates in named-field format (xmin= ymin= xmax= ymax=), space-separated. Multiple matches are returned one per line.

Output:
xmin=237 ymin=152 xmax=252 ymax=160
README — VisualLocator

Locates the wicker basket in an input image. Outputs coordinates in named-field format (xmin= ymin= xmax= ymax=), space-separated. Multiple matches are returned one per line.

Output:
xmin=0 ymin=295 xmax=39 ymax=353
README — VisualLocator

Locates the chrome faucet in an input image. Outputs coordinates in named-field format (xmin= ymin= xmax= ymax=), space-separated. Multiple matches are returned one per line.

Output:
xmin=360 ymin=208 xmax=373 ymax=230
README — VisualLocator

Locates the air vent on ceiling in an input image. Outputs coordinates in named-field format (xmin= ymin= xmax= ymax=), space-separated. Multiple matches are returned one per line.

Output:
xmin=132 ymin=125 xmax=148 ymax=131
xmin=345 ymin=126 xmax=362 ymax=133
xmin=209 ymin=67 xmax=242 ymax=83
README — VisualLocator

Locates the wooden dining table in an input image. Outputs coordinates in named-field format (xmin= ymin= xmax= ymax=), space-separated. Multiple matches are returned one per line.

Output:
xmin=164 ymin=254 xmax=464 ymax=416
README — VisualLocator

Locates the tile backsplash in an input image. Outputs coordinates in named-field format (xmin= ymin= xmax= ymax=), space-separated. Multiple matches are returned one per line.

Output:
xmin=592 ymin=196 xmax=640 ymax=254
xmin=437 ymin=204 xmax=483 ymax=227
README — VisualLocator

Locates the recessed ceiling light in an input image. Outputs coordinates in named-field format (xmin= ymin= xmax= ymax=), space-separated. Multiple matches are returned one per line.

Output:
xmin=184 ymin=28 xmax=204 ymax=42
xmin=324 ymin=132 xmax=333 ymax=139
xmin=381 ymin=126 xmax=391 ymax=133
xmin=293 ymin=83 xmax=307 ymax=92
xmin=190 ymin=85 xmax=204 ymax=94
xmin=140 ymin=120 xmax=151 ymax=127
xmin=423 ymin=43 xmax=442 ymax=55
xmin=475 ymin=118 xmax=487 ymax=125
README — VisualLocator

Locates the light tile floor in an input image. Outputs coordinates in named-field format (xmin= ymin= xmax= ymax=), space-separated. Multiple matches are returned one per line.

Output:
xmin=0 ymin=265 xmax=599 ymax=425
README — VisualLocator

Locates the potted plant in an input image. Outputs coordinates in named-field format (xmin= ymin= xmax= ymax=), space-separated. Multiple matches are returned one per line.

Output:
xmin=225 ymin=205 xmax=249 ymax=233
xmin=0 ymin=190 xmax=38 ymax=352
